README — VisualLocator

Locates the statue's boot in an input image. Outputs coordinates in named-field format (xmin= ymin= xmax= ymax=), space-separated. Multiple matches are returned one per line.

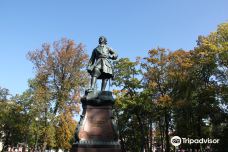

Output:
xmin=101 ymin=79 xmax=108 ymax=91
xmin=89 ymin=77 xmax=97 ymax=91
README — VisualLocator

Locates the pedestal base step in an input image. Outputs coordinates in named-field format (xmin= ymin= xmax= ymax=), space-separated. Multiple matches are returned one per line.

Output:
xmin=71 ymin=141 xmax=121 ymax=152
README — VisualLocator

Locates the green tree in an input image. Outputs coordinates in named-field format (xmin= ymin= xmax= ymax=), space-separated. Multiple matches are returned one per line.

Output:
xmin=189 ymin=23 xmax=228 ymax=151
xmin=0 ymin=87 xmax=30 ymax=151
xmin=27 ymin=38 xmax=88 ymax=151
xmin=143 ymin=48 xmax=175 ymax=152
xmin=113 ymin=58 xmax=155 ymax=152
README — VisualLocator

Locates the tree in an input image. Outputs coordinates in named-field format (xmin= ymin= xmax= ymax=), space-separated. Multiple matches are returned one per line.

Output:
xmin=189 ymin=23 xmax=228 ymax=151
xmin=113 ymin=57 xmax=158 ymax=152
xmin=143 ymin=48 xmax=175 ymax=152
xmin=27 ymin=38 xmax=88 ymax=150
xmin=0 ymin=87 xmax=30 ymax=151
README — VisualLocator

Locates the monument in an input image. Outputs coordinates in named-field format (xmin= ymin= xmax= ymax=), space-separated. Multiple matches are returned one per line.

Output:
xmin=71 ymin=36 xmax=121 ymax=152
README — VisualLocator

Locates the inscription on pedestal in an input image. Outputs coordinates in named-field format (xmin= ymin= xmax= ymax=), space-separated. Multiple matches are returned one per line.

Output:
xmin=91 ymin=120 xmax=105 ymax=127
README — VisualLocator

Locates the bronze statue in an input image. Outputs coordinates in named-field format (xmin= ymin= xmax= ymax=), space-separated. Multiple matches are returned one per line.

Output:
xmin=72 ymin=37 xmax=121 ymax=151
xmin=87 ymin=36 xmax=118 ymax=91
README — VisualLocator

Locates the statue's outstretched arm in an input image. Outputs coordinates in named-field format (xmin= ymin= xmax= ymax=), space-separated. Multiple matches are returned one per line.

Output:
xmin=109 ymin=48 xmax=118 ymax=60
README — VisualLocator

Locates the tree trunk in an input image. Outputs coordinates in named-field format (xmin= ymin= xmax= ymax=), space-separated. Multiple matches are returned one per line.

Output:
xmin=3 ymin=130 xmax=11 ymax=152
xmin=159 ymin=118 xmax=164 ymax=152
xmin=115 ymin=109 xmax=126 ymax=152
xmin=149 ymin=121 xmax=153 ymax=152
xmin=41 ymin=141 xmax=47 ymax=152
xmin=165 ymin=110 xmax=170 ymax=152
xmin=137 ymin=114 xmax=145 ymax=152
xmin=196 ymin=115 xmax=201 ymax=151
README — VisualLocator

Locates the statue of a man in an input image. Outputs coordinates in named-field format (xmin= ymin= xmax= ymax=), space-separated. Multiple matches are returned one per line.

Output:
xmin=87 ymin=36 xmax=118 ymax=91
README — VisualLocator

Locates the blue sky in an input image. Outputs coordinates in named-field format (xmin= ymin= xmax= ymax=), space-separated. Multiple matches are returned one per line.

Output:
xmin=0 ymin=0 xmax=228 ymax=95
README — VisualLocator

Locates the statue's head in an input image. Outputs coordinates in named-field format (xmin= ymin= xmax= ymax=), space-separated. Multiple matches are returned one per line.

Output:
xmin=99 ymin=36 xmax=107 ymax=45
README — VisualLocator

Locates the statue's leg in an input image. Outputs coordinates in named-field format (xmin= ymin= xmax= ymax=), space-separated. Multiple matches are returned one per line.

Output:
xmin=101 ymin=79 xmax=108 ymax=91
xmin=90 ymin=76 xmax=97 ymax=90
xmin=90 ymin=68 xmax=101 ymax=90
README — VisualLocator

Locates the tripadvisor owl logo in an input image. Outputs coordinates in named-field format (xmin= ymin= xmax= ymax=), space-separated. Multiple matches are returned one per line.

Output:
xmin=170 ymin=136 xmax=219 ymax=146
xmin=171 ymin=136 xmax=181 ymax=146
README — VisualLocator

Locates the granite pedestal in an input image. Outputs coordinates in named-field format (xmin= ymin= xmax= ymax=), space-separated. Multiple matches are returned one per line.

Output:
xmin=71 ymin=91 xmax=121 ymax=152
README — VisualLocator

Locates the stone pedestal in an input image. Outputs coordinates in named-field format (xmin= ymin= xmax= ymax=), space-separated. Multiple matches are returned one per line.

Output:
xmin=71 ymin=91 xmax=121 ymax=152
